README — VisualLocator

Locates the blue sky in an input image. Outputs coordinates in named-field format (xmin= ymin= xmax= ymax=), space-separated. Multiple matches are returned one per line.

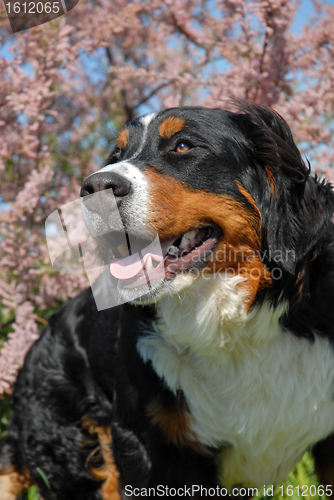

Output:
xmin=292 ymin=0 xmax=334 ymax=34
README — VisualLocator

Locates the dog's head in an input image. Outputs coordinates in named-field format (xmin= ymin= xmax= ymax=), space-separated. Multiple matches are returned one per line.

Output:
xmin=81 ymin=103 xmax=334 ymax=311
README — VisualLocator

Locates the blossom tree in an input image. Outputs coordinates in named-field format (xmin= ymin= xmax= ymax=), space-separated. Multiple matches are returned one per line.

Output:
xmin=1 ymin=0 xmax=334 ymax=393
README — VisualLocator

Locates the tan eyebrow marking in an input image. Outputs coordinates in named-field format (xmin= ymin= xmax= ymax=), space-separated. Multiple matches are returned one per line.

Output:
xmin=159 ymin=117 xmax=185 ymax=139
xmin=117 ymin=129 xmax=129 ymax=149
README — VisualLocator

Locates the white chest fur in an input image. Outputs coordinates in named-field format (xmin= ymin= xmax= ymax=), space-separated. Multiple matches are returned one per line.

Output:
xmin=137 ymin=276 xmax=334 ymax=487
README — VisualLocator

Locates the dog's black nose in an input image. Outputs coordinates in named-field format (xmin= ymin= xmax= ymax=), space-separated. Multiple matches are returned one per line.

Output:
xmin=80 ymin=172 xmax=131 ymax=198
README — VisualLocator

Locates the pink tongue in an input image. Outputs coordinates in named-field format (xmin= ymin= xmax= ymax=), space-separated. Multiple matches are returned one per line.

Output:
xmin=110 ymin=251 xmax=163 ymax=280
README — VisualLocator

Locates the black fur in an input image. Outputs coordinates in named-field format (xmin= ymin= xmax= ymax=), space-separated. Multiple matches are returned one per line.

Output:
xmin=2 ymin=103 xmax=334 ymax=499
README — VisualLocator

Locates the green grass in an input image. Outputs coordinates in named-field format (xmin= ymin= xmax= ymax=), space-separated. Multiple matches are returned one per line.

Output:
xmin=0 ymin=395 xmax=11 ymax=441
xmin=256 ymin=452 xmax=328 ymax=500
xmin=26 ymin=485 xmax=41 ymax=500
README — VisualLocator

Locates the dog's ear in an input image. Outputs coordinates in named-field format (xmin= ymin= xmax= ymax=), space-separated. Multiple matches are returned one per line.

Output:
xmin=231 ymin=100 xmax=310 ymax=185
xmin=231 ymin=101 xmax=334 ymax=275
xmin=263 ymin=175 xmax=334 ymax=276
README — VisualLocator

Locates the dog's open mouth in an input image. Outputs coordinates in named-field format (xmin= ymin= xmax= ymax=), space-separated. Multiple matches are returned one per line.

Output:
xmin=104 ymin=226 xmax=219 ymax=289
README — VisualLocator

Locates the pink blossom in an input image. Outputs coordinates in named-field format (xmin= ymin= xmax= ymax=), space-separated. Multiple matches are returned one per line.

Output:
xmin=1 ymin=0 xmax=334 ymax=393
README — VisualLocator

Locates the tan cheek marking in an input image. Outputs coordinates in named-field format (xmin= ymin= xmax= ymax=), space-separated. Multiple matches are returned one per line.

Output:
xmin=0 ymin=466 xmax=31 ymax=500
xmin=159 ymin=117 xmax=185 ymax=139
xmin=236 ymin=182 xmax=262 ymax=230
xmin=82 ymin=417 xmax=121 ymax=500
xmin=117 ymin=129 xmax=129 ymax=149
xmin=146 ymin=169 xmax=272 ymax=310
xmin=264 ymin=165 xmax=275 ymax=193
xmin=146 ymin=400 xmax=202 ymax=453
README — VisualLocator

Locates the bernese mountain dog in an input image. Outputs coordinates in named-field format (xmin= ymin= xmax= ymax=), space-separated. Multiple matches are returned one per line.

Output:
xmin=1 ymin=102 xmax=334 ymax=500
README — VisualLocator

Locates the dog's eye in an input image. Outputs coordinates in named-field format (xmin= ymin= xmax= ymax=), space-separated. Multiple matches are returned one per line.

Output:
xmin=175 ymin=142 xmax=191 ymax=153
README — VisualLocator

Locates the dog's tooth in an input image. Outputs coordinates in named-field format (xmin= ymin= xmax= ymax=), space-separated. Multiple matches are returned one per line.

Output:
xmin=145 ymin=256 xmax=154 ymax=271
xmin=168 ymin=245 xmax=179 ymax=256
xmin=184 ymin=230 xmax=196 ymax=240
xmin=179 ymin=236 xmax=189 ymax=249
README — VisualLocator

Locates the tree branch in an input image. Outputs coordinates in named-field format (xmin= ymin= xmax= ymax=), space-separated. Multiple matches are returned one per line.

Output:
xmin=105 ymin=47 xmax=135 ymax=122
